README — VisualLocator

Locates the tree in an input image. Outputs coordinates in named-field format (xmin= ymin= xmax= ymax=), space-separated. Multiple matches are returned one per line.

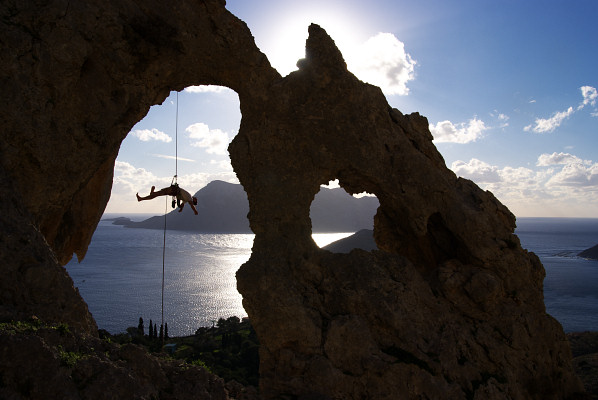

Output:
xmin=153 ymin=323 xmax=157 ymax=339
xmin=149 ymin=319 xmax=154 ymax=338
xmin=159 ymin=324 xmax=164 ymax=341
xmin=137 ymin=317 xmax=144 ymax=336
xmin=165 ymin=322 xmax=169 ymax=339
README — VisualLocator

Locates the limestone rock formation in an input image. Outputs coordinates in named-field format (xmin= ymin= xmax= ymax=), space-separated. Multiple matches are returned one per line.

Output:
xmin=0 ymin=0 xmax=587 ymax=399
xmin=231 ymin=24 xmax=585 ymax=399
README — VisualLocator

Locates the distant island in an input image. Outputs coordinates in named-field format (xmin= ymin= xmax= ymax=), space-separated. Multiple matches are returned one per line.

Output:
xmin=579 ymin=244 xmax=598 ymax=260
xmin=113 ymin=180 xmax=379 ymax=233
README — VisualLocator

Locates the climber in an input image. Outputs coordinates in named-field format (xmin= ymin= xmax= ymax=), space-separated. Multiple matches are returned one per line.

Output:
xmin=136 ymin=184 xmax=199 ymax=215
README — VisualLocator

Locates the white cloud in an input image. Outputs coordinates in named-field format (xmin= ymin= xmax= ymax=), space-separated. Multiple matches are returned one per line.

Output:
xmin=580 ymin=86 xmax=597 ymax=107
xmin=131 ymin=128 xmax=172 ymax=143
xmin=184 ymin=85 xmax=233 ymax=94
xmin=490 ymin=111 xmax=509 ymax=128
xmin=185 ymin=122 xmax=230 ymax=155
xmin=451 ymin=159 xmax=501 ymax=183
xmin=150 ymin=154 xmax=196 ymax=162
xmin=448 ymin=153 xmax=598 ymax=217
xmin=112 ymin=161 xmax=165 ymax=196
xmin=347 ymin=32 xmax=416 ymax=96
xmin=525 ymin=86 xmax=597 ymax=133
xmin=547 ymin=161 xmax=598 ymax=187
xmin=536 ymin=152 xmax=588 ymax=166
xmin=430 ymin=117 xmax=488 ymax=143
xmin=524 ymin=106 xmax=574 ymax=133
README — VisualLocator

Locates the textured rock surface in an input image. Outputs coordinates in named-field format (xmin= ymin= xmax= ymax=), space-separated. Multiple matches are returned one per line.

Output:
xmin=0 ymin=322 xmax=237 ymax=400
xmin=231 ymin=24 xmax=585 ymax=399
xmin=0 ymin=0 xmax=587 ymax=399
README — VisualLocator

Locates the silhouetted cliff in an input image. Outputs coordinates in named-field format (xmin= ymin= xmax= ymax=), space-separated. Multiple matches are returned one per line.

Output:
xmin=0 ymin=1 xmax=586 ymax=399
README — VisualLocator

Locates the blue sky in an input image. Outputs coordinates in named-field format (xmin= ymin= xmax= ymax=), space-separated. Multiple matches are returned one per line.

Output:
xmin=107 ymin=0 xmax=598 ymax=217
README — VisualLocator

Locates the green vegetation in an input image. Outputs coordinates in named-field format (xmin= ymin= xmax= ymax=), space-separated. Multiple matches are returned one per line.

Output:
xmin=105 ymin=316 xmax=259 ymax=387
xmin=58 ymin=345 xmax=87 ymax=368
xmin=0 ymin=318 xmax=71 ymax=336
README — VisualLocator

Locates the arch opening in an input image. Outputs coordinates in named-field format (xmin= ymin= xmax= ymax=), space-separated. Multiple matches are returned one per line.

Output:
xmin=309 ymin=179 xmax=380 ymax=252
xmin=67 ymin=84 xmax=251 ymax=339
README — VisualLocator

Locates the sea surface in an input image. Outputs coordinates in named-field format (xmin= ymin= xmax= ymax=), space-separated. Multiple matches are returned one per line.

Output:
xmin=66 ymin=216 xmax=598 ymax=336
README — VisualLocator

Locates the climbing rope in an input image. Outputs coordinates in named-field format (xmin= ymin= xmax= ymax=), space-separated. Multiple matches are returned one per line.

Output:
xmin=161 ymin=91 xmax=180 ymax=345
xmin=161 ymin=195 xmax=167 ymax=345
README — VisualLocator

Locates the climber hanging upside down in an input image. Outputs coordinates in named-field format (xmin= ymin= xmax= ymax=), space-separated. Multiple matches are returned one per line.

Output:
xmin=136 ymin=184 xmax=199 ymax=215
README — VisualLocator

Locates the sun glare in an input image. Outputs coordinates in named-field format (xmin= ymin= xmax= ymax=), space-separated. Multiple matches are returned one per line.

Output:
xmin=261 ymin=6 xmax=367 ymax=76
xmin=257 ymin=5 xmax=416 ymax=96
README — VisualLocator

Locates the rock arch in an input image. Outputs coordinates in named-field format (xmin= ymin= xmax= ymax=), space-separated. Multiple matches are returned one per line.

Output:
xmin=0 ymin=1 xmax=585 ymax=399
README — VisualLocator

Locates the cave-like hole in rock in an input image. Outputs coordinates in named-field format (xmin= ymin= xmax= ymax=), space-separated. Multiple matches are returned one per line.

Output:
xmin=310 ymin=180 xmax=380 ymax=252
xmin=65 ymin=87 xmax=259 ymax=384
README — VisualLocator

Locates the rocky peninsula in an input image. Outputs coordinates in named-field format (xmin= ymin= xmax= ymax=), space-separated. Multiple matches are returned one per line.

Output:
xmin=579 ymin=244 xmax=598 ymax=260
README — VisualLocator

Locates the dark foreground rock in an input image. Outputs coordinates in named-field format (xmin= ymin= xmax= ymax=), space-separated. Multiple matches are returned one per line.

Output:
xmin=0 ymin=320 xmax=249 ymax=400
xmin=579 ymin=244 xmax=598 ymax=260
xmin=569 ymin=332 xmax=598 ymax=399
xmin=0 ymin=0 xmax=587 ymax=399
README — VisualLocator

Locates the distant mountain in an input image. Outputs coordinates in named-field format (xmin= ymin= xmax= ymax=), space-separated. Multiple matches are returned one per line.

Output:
xmin=322 ymin=229 xmax=377 ymax=253
xmin=121 ymin=180 xmax=379 ymax=233
xmin=310 ymin=188 xmax=379 ymax=232
xmin=579 ymin=244 xmax=598 ymax=260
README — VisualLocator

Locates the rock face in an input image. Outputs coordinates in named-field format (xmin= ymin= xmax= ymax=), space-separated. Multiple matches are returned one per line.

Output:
xmin=0 ymin=1 xmax=586 ymax=399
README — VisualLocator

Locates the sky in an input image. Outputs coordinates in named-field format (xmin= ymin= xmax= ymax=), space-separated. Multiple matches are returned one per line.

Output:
xmin=106 ymin=0 xmax=598 ymax=218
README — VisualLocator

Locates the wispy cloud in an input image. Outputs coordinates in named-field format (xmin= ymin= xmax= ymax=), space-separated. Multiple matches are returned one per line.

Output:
xmin=429 ymin=117 xmax=487 ymax=143
xmin=347 ymin=33 xmax=416 ymax=96
xmin=184 ymin=85 xmax=234 ymax=94
xmin=151 ymin=154 xmax=196 ymax=162
xmin=525 ymin=86 xmax=597 ymax=133
xmin=490 ymin=111 xmax=509 ymax=128
xmin=524 ymin=107 xmax=574 ymax=133
xmin=185 ymin=122 xmax=230 ymax=155
xmin=580 ymin=86 xmax=597 ymax=108
xmin=131 ymin=128 xmax=172 ymax=143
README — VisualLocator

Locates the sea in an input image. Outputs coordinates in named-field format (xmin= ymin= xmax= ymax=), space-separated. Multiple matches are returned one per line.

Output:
xmin=65 ymin=216 xmax=598 ymax=337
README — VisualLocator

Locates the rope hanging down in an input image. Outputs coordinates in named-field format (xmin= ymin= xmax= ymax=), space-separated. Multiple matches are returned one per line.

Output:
xmin=161 ymin=91 xmax=180 ymax=345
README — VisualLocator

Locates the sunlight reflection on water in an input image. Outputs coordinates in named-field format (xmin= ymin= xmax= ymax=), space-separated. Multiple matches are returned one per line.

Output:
xmin=66 ymin=221 xmax=355 ymax=336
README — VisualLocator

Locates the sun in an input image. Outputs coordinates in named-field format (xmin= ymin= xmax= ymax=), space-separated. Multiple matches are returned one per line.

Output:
xmin=259 ymin=4 xmax=367 ymax=76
